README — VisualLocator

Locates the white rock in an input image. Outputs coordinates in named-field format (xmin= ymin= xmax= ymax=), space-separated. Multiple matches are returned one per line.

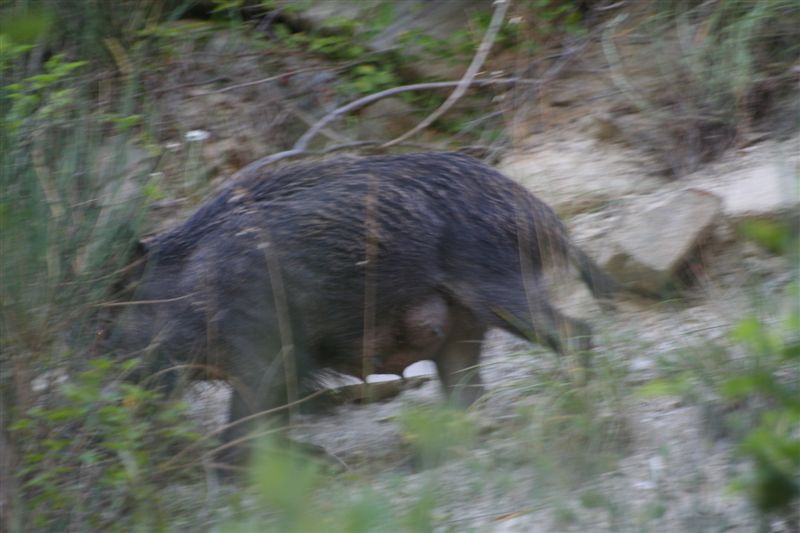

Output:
xmin=600 ymin=189 xmax=722 ymax=292
xmin=185 ymin=129 xmax=210 ymax=142
xmin=404 ymin=360 xmax=437 ymax=378
xmin=687 ymin=135 xmax=800 ymax=222
xmin=500 ymin=136 xmax=662 ymax=216
xmin=707 ymin=162 xmax=799 ymax=219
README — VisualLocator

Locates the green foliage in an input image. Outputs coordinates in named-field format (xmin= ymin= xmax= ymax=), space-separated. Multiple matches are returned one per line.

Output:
xmin=1 ymin=21 xmax=156 ymax=529
xmin=688 ymin=0 xmax=799 ymax=114
xmin=226 ymin=436 xmax=438 ymax=532
xmin=12 ymin=358 xmax=206 ymax=531
xmin=511 ymin=0 xmax=585 ymax=44
xmin=211 ymin=0 xmax=246 ymax=13
xmin=1 ymin=58 xmax=146 ymax=342
xmin=642 ymin=281 xmax=800 ymax=520
xmin=267 ymin=0 xmax=586 ymax=100
xmin=267 ymin=7 xmax=384 ymax=62
xmin=248 ymin=438 xmax=326 ymax=531
xmin=736 ymin=219 xmax=797 ymax=255
xmin=266 ymin=6 xmax=401 ymax=97
xmin=0 ymin=7 xmax=54 ymax=47
xmin=3 ymin=54 xmax=88 ymax=132
xmin=400 ymin=0 xmax=584 ymax=63
xmin=343 ymin=63 xmax=399 ymax=96
xmin=397 ymin=405 xmax=479 ymax=468
xmin=621 ymin=0 xmax=800 ymax=174
xmin=725 ymin=292 xmax=800 ymax=517
xmin=513 ymin=355 xmax=631 ymax=486
xmin=0 ymin=7 xmax=52 ymax=72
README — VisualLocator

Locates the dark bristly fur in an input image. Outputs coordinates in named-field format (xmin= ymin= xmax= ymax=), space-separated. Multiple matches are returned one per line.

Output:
xmin=104 ymin=152 xmax=616 ymax=466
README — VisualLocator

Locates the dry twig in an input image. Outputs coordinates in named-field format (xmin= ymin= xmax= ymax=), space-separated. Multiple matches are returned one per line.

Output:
xmin=381 ymin=0 xmax=511 ymax=148
xmin=232 ymin=77 xmax=532 ymax=177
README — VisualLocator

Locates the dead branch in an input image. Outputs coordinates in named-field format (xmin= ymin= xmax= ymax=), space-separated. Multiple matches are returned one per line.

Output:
xmin=232 ymin=77 xmax=533 ymax=178
xmin=381 ymin=0 xmax=511 ymax=148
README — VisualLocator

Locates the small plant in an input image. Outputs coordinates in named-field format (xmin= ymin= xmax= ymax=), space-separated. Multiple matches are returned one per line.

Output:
xmin=341 ymin=63 xmax=400 ymax=96
xmin=612 ymin=1 xmax=800 ymax=175
xmin=401 ymin=0 xmax=584 ymax=62
xmin=737 ymin=219 xmax=797 ymax=256
xmin=725 ymin=292 xmax=800 ymax=522
xmin=245 ymin=437 xmax=327 ymax=532
xmin=640 ymin=218 xmax=799 ymax=522
xmin=224 ymin=435 xmax=439 ymax=532
xmin=3 ymin=54 xmax=88 ymax=132
xmin=265 ymin=6 xmax=406 ymax=98
xmin=11 ymin=358 xmax=207 ymax=531
xmin=513 ymin=354 xmax=631 ymax=487
xmin=642 ymin=277 xmax=799 ymax=524
xmin=397 ymin=404 xmax=480 ymax=468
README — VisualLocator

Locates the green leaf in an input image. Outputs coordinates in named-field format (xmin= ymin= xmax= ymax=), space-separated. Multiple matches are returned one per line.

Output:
xmin=374 ymin=3 xmax=395 ymax=29
xmin=354 ymin=64 xmax=376 ymax=75
xmin=80 ymin=450 xmax=99 ymax=466
xmin=736 ymin=219 xmax=792 ymax=254
xmin=43 ymin=406 xmax=85 ymax=422
xmin=636 ymin=377 xmax=691 ymax=398
xmin=730 ymin=315 xmax=761 ymax=344
xmin=110 ymin=114 xmax=142 ymax=132
xmin=0 ymin=8 xmax=54 ymax=46
xmin=782 ymin=340 xmax=800 ymax=359
xmin=9 ymin=418 xmax=33 ymax=431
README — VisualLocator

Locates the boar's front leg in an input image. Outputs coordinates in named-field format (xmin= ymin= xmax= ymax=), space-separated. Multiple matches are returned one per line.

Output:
xmin=213 ymin=308 xmax=308 ymax=470
xmin=433 ymin=305 xmax=486 ymax=407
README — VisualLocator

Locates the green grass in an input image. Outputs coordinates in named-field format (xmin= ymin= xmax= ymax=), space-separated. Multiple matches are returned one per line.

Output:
xmin=606 ymin=0 xmax=800 ymax=175
xmin=641 ymin=279 xmax=800 ymax=526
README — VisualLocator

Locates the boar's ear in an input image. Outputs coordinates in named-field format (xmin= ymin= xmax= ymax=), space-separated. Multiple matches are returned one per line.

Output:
xmin=131 ymin=238 xmax=149 ymax=261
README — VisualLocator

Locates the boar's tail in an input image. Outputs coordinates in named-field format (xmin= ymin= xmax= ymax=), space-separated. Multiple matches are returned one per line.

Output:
xmin=569 ymin=245 xmax=618 ymax=308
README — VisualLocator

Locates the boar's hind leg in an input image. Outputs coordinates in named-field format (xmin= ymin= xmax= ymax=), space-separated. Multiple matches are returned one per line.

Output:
xmin=454 ymin=277 xmax=593 ymax=358
xmin=434 ymin=306 xmax=486 ymax=407
xmin=489 ymin=283 xmax=593 ymax=369
xmin=497 ymin=301 xmax=592 ymax=355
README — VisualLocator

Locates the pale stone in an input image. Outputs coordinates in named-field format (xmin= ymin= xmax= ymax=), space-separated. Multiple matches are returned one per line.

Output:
xmin=710 ymin=162 xmax=799 ymax=219
xmin=499 ymin=136 xmax=662 ymax=216
xmin=600 ymin=189 xmax=722 ymax=292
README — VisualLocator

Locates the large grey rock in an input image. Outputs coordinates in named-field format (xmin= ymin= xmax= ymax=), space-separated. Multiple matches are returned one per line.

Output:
xmin=599 ymin=189 xmax=722 ymax=293
xmin=499 ymin=135 xmax=662 ymax=216
xmin=704 ymin=161 xmax=799 ymax=220
xmin=688 ymin=134 xmax=799 ymax=222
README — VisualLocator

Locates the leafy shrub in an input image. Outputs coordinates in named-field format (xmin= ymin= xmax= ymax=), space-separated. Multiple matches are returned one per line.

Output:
xmin=611 ymin=0 xmax=800 ymax=175
xmin=725 ymin=291 xmax=800 ymax=519
xmin=642 ymin=277 xmax=799 ymax=522
xmin=11 ymin=358 xmax=207 ymax=531
xmin=397 ymin=405 xmax=479 ymax=468
xmin=2 ymin=11 xmax=157 ymax=530
xmin=513 ymin=352 xmax=631 ymax=487
xmin=225 ymin=435 xmax=438 ymax=532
